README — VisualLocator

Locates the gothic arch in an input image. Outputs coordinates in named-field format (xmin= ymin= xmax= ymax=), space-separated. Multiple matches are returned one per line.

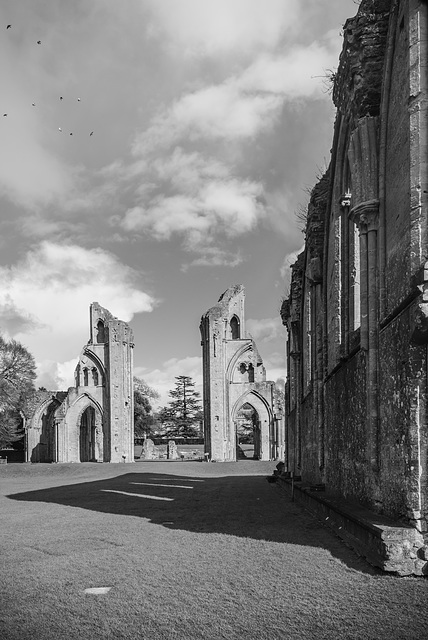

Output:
xmin=230 ymin=315 xmax=240 ymax=339
xmin=82 ymin=348 xmax=106 ymax=385
xmin=70 ymin=394 xmax=104 ymax=463
xmin=29 ymin=396 xmax=62 ymax=463
xmin=231 ymin=390 xmax=274 ymax=460
xmin=231 ymin=390 xmax=273 ymax=423
xmin=226 ymin=342 xmax=254 ymax=383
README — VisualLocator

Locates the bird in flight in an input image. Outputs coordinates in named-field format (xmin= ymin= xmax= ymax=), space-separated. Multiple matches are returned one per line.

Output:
xmin=32 ymin=103 xmax=36 ymax=107
xmin=6 ymin=25 xmax=11 ymax=29
xmin=37 ymin=40 xmax=41 ymax=44
xmin=90 ymin=131 xmax=94 ymax=136
xmin=3 ymin=113 xmax=7 ymax=116
xmin=59 ymin=96 xmax=63 ymax=100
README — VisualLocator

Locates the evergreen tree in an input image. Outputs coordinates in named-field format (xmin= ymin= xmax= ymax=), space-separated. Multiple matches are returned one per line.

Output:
xmin=160 ymin=376 xmax=203 ymax=438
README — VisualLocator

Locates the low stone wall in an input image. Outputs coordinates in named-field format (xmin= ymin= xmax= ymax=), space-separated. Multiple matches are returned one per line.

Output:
xmin=277 ymin=476 xmax=427 ymax=576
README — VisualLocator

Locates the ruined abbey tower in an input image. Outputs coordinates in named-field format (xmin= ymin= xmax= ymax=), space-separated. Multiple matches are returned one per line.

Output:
xmin=26 ymin=303 xmax=134 ymax=463
xmin=200 ymin=285 xmax=284 ymax=462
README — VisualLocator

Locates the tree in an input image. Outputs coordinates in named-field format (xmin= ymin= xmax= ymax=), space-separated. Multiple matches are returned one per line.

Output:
xmin=0 ymin=335 xmax=36 ymax=448
xmin=159 ymin=376 xmax=203 ymax=438
xmin=133 ymin=377 xmax=160 ymax=439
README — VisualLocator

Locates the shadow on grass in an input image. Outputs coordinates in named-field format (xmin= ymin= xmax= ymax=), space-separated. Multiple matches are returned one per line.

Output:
xmin=7 ymin=471 xmax=376 ymax=574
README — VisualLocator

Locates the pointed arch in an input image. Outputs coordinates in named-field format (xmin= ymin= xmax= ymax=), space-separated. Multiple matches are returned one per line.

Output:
xmin=96 ymin=319 xmax=106 ymax=343
xmin=231 ymin=389 xmax=273 ymax=423
xmin=28 ymin=396 xmax=63 ymax=463
xmin=70 ymin=393 xmax=104 ymax=463
xmin=225 ymin=341 xmax=253 ymax=383
xmin=82 ymin=348 xmax=106 ymax=385
xmin=231 ymin=389 xmax=274 ymax=461
xmin=230 ymin=315 xmax=240 ymax=339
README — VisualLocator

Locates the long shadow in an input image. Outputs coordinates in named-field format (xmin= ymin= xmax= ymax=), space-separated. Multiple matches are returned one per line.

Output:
xmin=7 ymin=471 xmax=377 ymax=574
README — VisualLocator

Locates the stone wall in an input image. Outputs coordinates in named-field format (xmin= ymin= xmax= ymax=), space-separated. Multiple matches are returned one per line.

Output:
xmin=282 ymin=0 xmax=428 ymax=573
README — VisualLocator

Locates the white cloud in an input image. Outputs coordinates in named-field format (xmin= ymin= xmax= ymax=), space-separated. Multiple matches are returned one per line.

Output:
xmin=36 ymin=358 xmax=78 ymax=391
xmin=144 ymin=0 xmax=300 ymax=57
xmin=237 ymin=41 xmax=339 ymax=98
xmin=170 ymin=85 xmax=282 ymax=140
xmin=120 ymin=147 xmax=264 ymax=250
xmin=181 ymin=246 xmax=243 ymax=271
xmin=280 ymin=245 xmax=305 ymax=286
xmin=246 ymin=317 xmax=284 ymax=343
xmin=0 ymin=241 xmax=157 ymax=363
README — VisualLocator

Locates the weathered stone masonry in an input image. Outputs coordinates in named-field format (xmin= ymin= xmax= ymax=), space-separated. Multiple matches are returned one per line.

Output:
xmin=281 ymin=0 xmax=428 ymax=574
xmin=25 ymin=303 xmax=134 ymax=463
xmin=201 ymin=285 xmax=284 ymax=462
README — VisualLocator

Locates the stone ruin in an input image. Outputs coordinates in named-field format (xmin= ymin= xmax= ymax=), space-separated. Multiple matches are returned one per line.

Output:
xmin=24 ymin=302 xmax=134 ymax=463
xmin=200 ymin=285 xmax=284 ymax=462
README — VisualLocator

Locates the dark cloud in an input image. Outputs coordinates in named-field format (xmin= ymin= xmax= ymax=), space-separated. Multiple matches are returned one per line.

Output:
xmin=0 ymin=296 xmax=41 ymax=337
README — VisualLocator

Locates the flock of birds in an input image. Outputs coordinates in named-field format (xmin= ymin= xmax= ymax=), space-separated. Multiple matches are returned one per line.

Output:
xmin=4 ymin=24 xmax=94 ymax=137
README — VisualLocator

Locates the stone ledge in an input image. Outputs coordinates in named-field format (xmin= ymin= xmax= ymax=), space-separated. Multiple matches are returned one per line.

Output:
xmin=277 ymin=477 xmax=428 ymax=576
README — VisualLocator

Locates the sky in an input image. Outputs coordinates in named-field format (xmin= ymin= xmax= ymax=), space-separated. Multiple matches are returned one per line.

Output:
xmin=0 ymin=0 xmax=358 ymax=407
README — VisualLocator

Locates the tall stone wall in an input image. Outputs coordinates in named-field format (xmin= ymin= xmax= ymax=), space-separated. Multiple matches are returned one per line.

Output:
xmin=282 ymin=0 xmax=428 ymax=567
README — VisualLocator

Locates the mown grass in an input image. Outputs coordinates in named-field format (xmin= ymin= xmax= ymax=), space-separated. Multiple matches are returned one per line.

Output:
xmin=1 ymin=461 xmax=427 ymax=640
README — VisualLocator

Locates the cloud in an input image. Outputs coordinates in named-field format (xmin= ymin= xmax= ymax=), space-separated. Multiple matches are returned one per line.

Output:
xmin=0 ymin=241 xmax=157 ymax=363
xmin=36 ymin=358 xmax=79 ymax=391
xmin=181 ymin=246 xmax=243 ymax=271
xmin=149 ymin=85 xmax=283 ymax=143
xmin=0 ymin=295 xmax=41 ymax=338
xmin=237 ymin=40 xmax=340 ymax=98
xmin=246 ymin=317 xmax=285 ymax=343
xmin=280 ymin=245 xmax=305 ymax=286
xmin=119 ymin=147 xmax=264 ymax=252
xmin=144 ymin=0 xmax=300 ymax=57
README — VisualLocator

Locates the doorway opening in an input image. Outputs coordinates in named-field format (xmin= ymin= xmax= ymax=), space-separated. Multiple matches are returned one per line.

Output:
xmin=79 ymin=406 xmax=96 ymax=462
xmin=235 ymin=403 xmax=261 ymax=459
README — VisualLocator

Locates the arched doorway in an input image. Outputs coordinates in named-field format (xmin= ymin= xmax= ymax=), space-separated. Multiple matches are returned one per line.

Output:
xmin=235 ymin=403 xmax=260 ymax=459
xmin=79 ymin=406 xmax=96 ymax=462
xmin=232 ymin=391 xmax=274 ymax=461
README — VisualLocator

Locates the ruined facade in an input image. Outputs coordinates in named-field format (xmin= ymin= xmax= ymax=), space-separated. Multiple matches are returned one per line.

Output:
xmin=281 ymin=0 xmax=428 ymax=572
xmin=201 ymin=285 xmax=284 ymax=462
xmin=26 ymin=303 xmax=134 ymax=463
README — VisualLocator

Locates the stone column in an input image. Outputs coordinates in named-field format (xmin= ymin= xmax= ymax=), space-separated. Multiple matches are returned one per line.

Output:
xmin=350 ymin=199 xmax=380 ymax=473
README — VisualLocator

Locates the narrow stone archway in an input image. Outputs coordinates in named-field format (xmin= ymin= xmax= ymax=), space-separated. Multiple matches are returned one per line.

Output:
xmin=235 ymin=402 xmax=260 ymax=459
xmin=79 ymin=406 xmax=96 ymax=462
xmin=232 ymin=392 xmax=273 ymax=461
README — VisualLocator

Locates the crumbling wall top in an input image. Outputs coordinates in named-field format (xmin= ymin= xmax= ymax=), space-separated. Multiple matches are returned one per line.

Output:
xmin=203 ymin=284 xmax=245 ymax=321
xmin=333 ymin=0 xmax=391 ymax=120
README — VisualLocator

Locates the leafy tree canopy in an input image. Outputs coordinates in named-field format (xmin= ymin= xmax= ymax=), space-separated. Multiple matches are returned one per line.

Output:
xmin=0 ymin=335 xmax=36 ymax=448
xmin=133 ymin=376 xmax=160 ymax=439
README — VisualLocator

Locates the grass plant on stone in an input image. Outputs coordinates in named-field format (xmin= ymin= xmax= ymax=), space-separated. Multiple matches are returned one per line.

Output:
xmin=1 ymin=461 xmax=428 ymax=640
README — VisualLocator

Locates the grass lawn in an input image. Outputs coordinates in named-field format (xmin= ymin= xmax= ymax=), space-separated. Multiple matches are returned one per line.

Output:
xmin=1 ymin=460 xmax=427 ymax=640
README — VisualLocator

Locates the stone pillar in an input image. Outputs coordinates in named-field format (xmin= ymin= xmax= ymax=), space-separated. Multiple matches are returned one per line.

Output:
xmin=350 ymin=199 xmax=380 ymax=474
